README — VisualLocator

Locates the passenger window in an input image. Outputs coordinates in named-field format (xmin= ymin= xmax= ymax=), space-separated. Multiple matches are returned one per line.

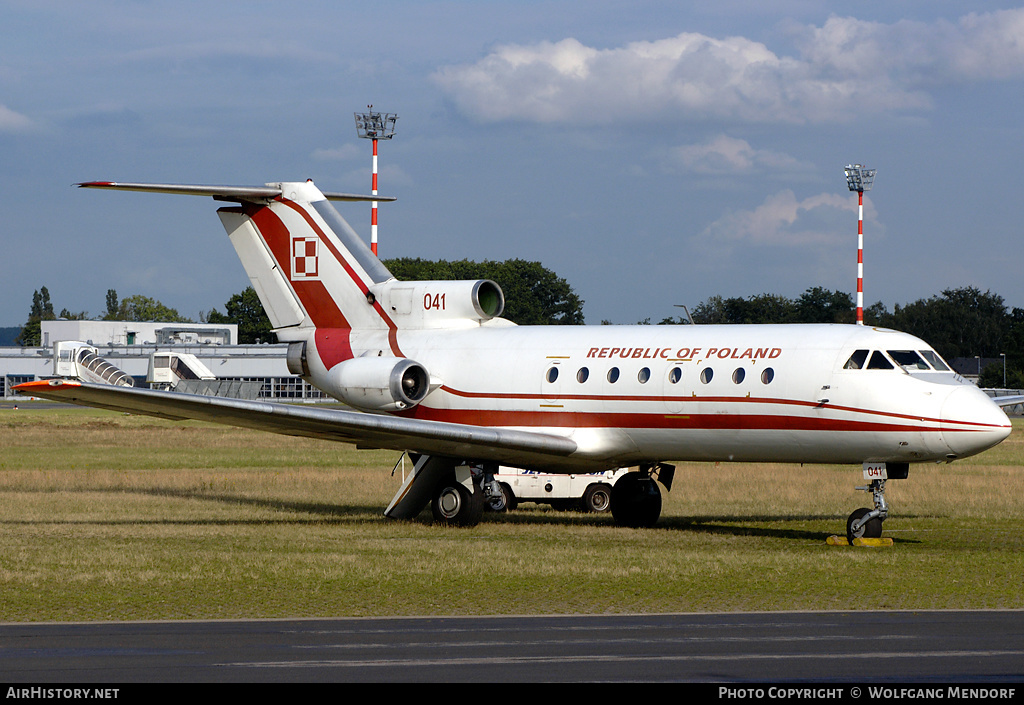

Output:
xmin=732 ymin=368 xmax=745 ymax=384
xmin=866 ymin=351 xmax=894 ymax=370
xmin=546 ymin=367 xmax=559 ymax=383
xmin=700 ymin=368 xmax=714 ymax=384
xmin=577 ymin=367 xmax=589 ymax=383
xmin=638 ymin=367 xmax=650 ymax=383
xmin=761 ymin=368 xmax=774 ymax=384
xmin=668 ymin=367 xmax=682 ymax=384
xmin=844 ymin=350 xmax=869 ymax=369
xmin=607 ymin=367 xmax=619 ymax=383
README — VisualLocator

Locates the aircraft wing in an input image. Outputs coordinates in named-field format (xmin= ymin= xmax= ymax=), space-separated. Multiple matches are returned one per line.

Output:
xmin=75 ymin=181 xmax=396 ymax=203
xmin=991 ymin=393 xmax=1024 ymax=407
xmin=14 ymin=380 xmax=584 ymax=470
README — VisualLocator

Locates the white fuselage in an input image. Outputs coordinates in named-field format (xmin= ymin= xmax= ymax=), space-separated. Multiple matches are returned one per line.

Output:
xmin=305 ymin=322 xmax=1011 ymax=470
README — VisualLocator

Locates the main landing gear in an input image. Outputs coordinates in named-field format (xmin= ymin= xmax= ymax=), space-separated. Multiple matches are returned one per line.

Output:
xmin=384 ymin=454 xmax=502 ymax=527
xmin=611 ymin=463 xmax=674 ymax=528
xmin=384 ymin=454 xmax=675 ymax=528
xmin=845 ymin=462 xmax=908 ymax=543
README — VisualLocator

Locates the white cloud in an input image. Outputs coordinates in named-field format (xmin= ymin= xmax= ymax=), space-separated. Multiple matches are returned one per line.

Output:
xmin=668 ymin=135 xmax=810 ymax=174
xmin=0 ymin=104 xmax=33 ymax=132
xmin=434 ymin=34 xmax=816 ymax=124
xmin=697 ymin=189 xmax=861 ymax=248
xmin=434 ymin=9 xmax=1024 ymax=125
xmin=797 ymin=10 xmax=1024 ymax=83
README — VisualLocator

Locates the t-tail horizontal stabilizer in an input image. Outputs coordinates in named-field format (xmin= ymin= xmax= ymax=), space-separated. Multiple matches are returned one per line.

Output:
xmin=76 ymin=181 xmax=395 ymax=203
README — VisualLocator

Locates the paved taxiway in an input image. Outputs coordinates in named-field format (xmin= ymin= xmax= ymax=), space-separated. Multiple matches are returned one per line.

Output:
xmin=2 ymin=611 xmax=1023 ymax=682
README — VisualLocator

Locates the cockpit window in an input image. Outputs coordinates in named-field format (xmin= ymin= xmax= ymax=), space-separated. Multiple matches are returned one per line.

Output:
xmin=844 ymin=349 xmax=869 ymax=369
xmin=888 ymin=350 xmax=930 ymax=371
xmin=919 ymin=350 xmax=950 ymax=371
xmin=866 ymin=351 xmax=894 ymax=369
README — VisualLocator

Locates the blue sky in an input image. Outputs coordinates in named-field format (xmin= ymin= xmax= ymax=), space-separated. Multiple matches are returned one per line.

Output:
xmin=2 ymin=1 xmax=1023 ymax=327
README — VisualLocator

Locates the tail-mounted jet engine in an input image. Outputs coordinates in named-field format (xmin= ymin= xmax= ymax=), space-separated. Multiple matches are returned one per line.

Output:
xmin=327 ymin=356 xmax=430 ymax=411
xmin=368 ymin=279 xmax=506 ymax=328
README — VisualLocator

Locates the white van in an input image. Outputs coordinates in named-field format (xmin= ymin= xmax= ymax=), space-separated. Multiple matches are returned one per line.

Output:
xmin=488 ymin=467 xmax=631 ymax=513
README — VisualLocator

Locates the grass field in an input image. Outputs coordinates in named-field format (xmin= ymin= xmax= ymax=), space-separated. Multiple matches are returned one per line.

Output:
xmin=1 ymin=405 xmax=1022 ymax=622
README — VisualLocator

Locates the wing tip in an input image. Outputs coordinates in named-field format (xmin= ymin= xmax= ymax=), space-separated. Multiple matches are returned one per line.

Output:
xmin=13 ymin=379 xmax=82 ymax=392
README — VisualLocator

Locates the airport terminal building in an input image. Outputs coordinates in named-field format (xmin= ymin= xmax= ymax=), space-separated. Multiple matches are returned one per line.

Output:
xmin=1 ymin=320 xmax=326 ymax=401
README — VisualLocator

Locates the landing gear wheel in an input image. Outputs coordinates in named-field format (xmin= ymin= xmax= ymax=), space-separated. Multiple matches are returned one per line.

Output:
xmin=432 ymin=479 xmax=484 ymax=527
xmin=582 ymin=483 xmax=612 ymax=513
xmin=611 ymin=473 xmax=662 ymax=528
xmin=486 ymin=483 xmax=515 ymax=513
xmin=846 ymin=507 xmax=883 ymax=543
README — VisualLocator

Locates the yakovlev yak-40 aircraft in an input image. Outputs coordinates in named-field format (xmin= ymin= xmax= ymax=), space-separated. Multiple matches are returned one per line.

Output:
xmin=17 ymin=180 xmax=1021 ymax=541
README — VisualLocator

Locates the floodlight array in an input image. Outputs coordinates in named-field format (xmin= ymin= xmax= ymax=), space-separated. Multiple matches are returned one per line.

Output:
xmin=354 ymin=110 xmax=398 ymax=140
xmin=844 ymin=164 xmax=877 ymax=193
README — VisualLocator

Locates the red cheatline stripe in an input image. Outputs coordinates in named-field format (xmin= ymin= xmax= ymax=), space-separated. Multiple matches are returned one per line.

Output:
xmin=435 ymin=386 xmax=1004 ymax=430
xmin=402 ymin=405 xmax=988 ymax=434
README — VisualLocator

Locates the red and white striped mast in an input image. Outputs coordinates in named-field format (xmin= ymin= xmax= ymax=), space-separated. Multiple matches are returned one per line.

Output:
xmin=354 ymin=106 xmax=398 ymax=256
xmin=844 ymin=164 xmax=877 ymax=325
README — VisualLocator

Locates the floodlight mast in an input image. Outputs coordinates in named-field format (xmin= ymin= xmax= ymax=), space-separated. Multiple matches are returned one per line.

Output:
xmin=354 ymin=107 xmax=398 ymax=256
xmin=845 ymin=164 xmax=876 ymax=326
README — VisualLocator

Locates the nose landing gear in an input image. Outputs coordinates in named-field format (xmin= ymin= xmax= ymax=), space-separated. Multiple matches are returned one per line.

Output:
xmin=847 ymin=479 xmax=887 ymax=543
xmin=845 ymin=462 xmax=908 ymax=544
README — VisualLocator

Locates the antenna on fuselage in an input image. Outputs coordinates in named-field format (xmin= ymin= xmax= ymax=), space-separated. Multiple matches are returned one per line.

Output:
xmin=844 ymin=164 xmax=877 ymax=326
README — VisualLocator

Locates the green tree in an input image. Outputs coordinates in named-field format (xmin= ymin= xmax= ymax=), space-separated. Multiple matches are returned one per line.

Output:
xmin=115 ymin=294 xmax=192 ymax=323
xmin=15 ymin=286 xmax=56 ymax=346
xmin=726 ymin=293 xmax=795 ymax=324
xmin=207 ymin=287 xmax=274 ymax=344
xmin=863 ymin=301 xmax=890 ymax=327
xmin=383 ymin=257 xmax=585 ymax=325
xmin=689 ymin=295 xmax=728 ymax=324
xmin=794 ymin=287 xmax=855 ymax=324
xmin=58 ymin=308 xmax=88 ymax=320
xmin=690 ymin=292 xmax=795 ymax=324
xmin=888 ymin=286 xmax=1008 ymax=360
xmin=103 ymin=289 xmax=119 ymax=320
xmin=998 ymin=307 xmax=1024 ymax=388
xmin=1006 ymin=308 xmax=1024 ymax=371
xmin=978 ymin=359 xmax=1024 ymax=389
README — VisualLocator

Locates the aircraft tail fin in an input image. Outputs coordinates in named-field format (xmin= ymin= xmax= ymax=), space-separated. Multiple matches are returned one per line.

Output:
xmin=78 ymin=180 xmax=508 ymax=337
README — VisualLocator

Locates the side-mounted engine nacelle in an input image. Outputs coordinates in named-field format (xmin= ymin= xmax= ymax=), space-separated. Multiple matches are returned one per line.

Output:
xmin=368 ymin=279 xmax=505 ymax=329
xmin=325 ymin=356 xmax=431 ymax=412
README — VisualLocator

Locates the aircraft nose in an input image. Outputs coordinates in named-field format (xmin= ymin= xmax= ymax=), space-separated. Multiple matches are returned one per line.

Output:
xmin=940 ymin=386 xmax=1012 ymax=459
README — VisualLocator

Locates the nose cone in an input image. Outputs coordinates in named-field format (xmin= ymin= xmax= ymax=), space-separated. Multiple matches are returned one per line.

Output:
xmin=941 ymin=386 xmax=1012 ymax=459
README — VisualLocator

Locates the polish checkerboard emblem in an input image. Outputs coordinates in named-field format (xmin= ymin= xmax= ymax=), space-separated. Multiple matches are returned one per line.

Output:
xmin=291 ymin=236 xmax=319 ymax=280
